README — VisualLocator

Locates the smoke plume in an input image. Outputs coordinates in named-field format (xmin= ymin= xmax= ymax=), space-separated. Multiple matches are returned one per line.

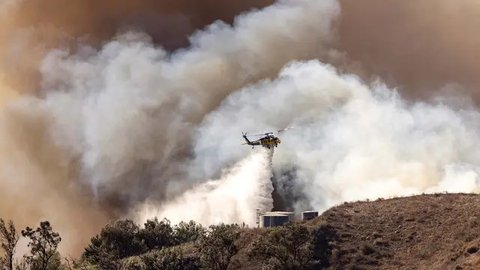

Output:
xmin=2 ymin=0 xmax=480 ymax=255
xmin=194 ymin=60 xmax=480 ymax=213
xmin=38 ymin=0 xmax=338 ymax=206
xmin=140 ymin=150 xmax=274 ymax=226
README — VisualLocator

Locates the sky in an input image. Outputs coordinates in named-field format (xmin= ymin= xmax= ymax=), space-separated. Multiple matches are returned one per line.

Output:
xmin=1 ymin=0 xmax=480 ymax=254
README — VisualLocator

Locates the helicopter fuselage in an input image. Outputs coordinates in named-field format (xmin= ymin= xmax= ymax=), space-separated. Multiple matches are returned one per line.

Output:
xmin=243 ymin=133 xmax=281 ymax=149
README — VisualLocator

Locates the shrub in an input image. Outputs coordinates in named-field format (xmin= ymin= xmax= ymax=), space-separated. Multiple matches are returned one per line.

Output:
xmin=122 ymin=256 xmax=146 ymax=270
xmin=84 ymin=219 xmax=146 ymax=267
xmin=173 ymin=221 xmax=205 ymax=244
xmin=138 ymin=218 xmax=175 ymax=250
xmin=249 ymin=223 xmax=313 ymax=270
xmin=141 ymin=247 xmax=200 ymax=270
xmin=197 ymin=224 xmax=241 ymax=270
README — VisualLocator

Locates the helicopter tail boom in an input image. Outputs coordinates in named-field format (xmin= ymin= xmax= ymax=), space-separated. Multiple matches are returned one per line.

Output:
xmin=242 ymin=132 xmax=252 ymax=144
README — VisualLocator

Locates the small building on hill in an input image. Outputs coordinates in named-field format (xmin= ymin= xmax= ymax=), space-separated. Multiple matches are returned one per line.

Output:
xmin=301 ymin=211 xmax=319 ymax=221
xmin=259 ymin=211 xmax=294 ymax=227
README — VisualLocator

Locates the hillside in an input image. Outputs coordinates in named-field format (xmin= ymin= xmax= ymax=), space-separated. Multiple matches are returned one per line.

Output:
xmin=227 ymin=193 xmax=480 ymax=270
xmin=75 ymin=193 xmax=480 ymax=269
xmin=306 ymin=193 xmax=480 ymax=269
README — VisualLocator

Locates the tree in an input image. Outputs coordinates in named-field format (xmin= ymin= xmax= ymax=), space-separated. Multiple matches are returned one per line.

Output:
xmin=138 ymin=218 xmax=174 ymax=250
xmin=0 ymin=219 xmax=20 ymax=270
xmin=197 ymin=224 xmax=241 ymax=270
xmin=84 ymin=219 xmax=146 ymax=269
xmin=173 ymin=221 xmax=204 ymax=244
xmin=249 ymin=223 xmax=313 ymax=270
xmin=83 ymin=233 xmax=122 ymax=270
xmin=21 ymin=221 xmax=61 ymax=270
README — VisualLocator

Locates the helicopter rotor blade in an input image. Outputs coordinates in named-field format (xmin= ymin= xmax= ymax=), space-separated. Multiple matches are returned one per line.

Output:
xmin=277 ymin=127 xmax=294 ymax=133
xmin=246 ymin=128 xmax=293 ymax=137
xmin=250 ymin=133 xmax=270 ymax=136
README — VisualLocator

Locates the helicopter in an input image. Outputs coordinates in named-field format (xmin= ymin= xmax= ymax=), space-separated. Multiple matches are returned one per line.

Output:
xmin=242 ymin=128 xmax=292 ymax=149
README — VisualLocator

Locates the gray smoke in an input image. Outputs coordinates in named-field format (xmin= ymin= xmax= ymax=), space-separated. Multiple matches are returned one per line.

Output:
xmin=4 ymin=0 xmax=480 ymax=255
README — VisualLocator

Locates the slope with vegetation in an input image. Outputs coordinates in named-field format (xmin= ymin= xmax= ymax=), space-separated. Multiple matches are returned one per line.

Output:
xmin=312 ymin=193 xmax=480 ymax=270
xmin=2 ymin=193 xmax=480 ymax=269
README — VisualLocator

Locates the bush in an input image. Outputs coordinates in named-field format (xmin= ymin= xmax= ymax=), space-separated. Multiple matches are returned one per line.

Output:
xmin=138 ymin=218 xmax=175 ymax=250
xmin=249 ymin=223 xmax=313 ymax=270
xmin=84 ymin=218 xmax=206 ymax=269
xmin=141 ymin=247 xmax=200 ymax=270
xmin=173 ymin=221 xmax=205 ymax=244
xmin=122 ymin=256 xmax=146 ymax=270
xmin=84 ymin=219 xmax=146 ymax=267
xmin=197 ymin=224 xmax=241 ymax=270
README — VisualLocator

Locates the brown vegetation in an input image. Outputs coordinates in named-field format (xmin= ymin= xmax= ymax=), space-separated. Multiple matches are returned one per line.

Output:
xmin=3 ymin=193 xmax=480 ymax=269
xmin=229 ymin=193 xmax=480 ymax=269
xmin=310 ymin=193 xmax=480 ymax=269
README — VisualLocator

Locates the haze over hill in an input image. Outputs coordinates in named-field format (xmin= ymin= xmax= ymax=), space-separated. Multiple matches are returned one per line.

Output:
xmin=1 ymin=0 xmax=480 ymax=255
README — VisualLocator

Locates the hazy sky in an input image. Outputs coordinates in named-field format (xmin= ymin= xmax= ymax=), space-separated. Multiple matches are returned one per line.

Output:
xmin=1 ymin=0 xmax=480 ymax=255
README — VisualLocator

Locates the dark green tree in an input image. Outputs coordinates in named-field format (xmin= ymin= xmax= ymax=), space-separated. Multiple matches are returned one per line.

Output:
xmin=249 ymin=223 xmax=313 ymax=270
xmin=0 ymin=219 xmax=19 ymax=270
xmin=138 ymin=218 xmax=174 ymax=250
xmin=21 ymin=221 xmax=61 ymax=270
xmin=173 ymin=221 xmax=204 ymax=244
xmin=197 ymin=224 xmax=241 ymax=270
xmin=84 ymin=219 xmax=146 ymax=269
xmin=84 ymin=234 xmax=122 ymax=270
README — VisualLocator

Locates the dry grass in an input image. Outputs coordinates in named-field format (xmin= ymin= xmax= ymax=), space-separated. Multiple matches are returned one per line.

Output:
xmin=306 ymin=193 xmax=480 ymax=270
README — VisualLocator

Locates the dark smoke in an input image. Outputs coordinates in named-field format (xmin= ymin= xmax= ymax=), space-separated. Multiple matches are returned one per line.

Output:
xmin=338 ymin=0 xmax=480 ymax=101
xmin=0 ymin=0 xmax=274 ymax=92
xmin=11 ymin=0 xmax=274 ymax=48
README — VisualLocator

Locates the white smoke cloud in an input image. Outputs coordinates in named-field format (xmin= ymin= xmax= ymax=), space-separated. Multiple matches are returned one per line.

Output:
xmin=192 ymin=60 xmax=480 ymax=213
xmin=37 ymin=0 xmax=340 ymax=205
xmin=139 ymin=150 xmax=274 ymax=226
